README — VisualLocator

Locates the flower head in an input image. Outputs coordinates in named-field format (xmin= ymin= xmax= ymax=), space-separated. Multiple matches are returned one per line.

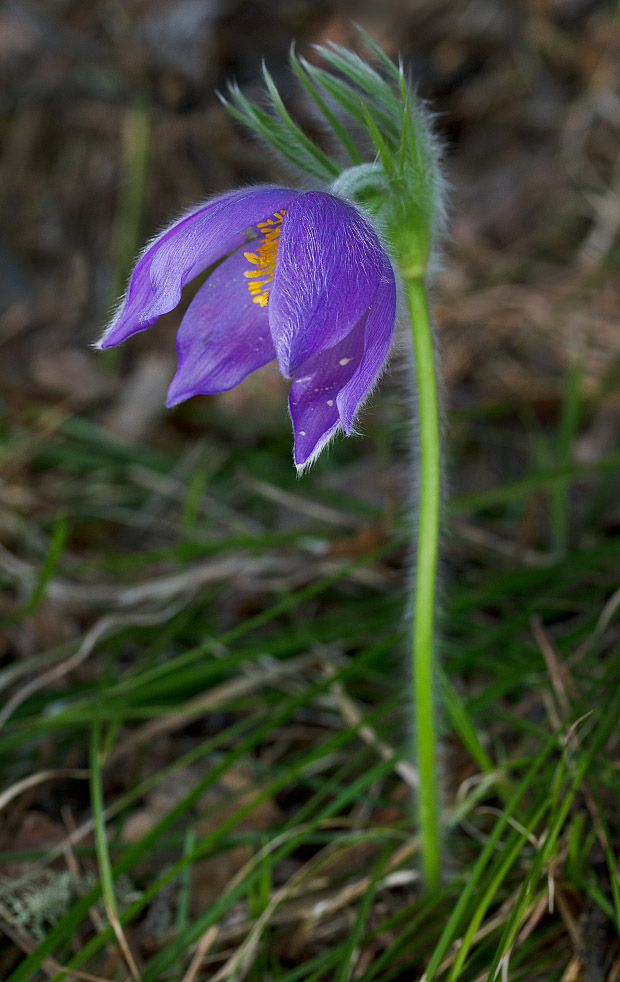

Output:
xmin=98 ymin=31 xmax=445 ymax=469
xmin=98 ymin=185 xmax=396 ymax=470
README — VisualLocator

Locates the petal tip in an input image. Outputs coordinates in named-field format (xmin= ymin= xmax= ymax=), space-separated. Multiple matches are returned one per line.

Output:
xmin=94 ymin=323 xmax=119 ymax=350
xmin=292 ymin=420 xmax=342 ymax=474
xmin=96 ymin=333 xmax=115 ymax=351
xmin=166 ymin=379 xmax=190 ymax=408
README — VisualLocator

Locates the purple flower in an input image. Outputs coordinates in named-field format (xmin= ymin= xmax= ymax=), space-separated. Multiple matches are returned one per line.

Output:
xmin=98 ymin=185 xmax=397 ymax=469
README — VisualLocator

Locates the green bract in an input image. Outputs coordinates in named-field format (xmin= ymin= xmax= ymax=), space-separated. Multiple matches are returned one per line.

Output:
xmin=220 ymin=27 xmax=443 ymax=281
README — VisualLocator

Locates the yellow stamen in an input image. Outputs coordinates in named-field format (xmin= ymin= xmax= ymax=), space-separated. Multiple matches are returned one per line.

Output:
xmin=243 ymin=210 xmax=286 ymax=306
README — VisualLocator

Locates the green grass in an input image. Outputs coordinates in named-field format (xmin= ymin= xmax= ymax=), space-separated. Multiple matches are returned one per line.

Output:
xmin=1 ymin=374 xmax=619 ymax=981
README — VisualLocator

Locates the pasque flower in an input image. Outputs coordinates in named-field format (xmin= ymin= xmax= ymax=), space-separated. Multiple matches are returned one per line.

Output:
xmin=98 ymin=32 xmax=447 ymax=889
xmin=98 ymin=185 xmax=396 ymax=469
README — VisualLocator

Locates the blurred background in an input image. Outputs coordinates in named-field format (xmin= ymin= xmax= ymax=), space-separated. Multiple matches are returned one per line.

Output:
xmin=1 ymin=1 xmax=620 ymax=977
xmin=1 ymin=0 xmax=618 ymax=444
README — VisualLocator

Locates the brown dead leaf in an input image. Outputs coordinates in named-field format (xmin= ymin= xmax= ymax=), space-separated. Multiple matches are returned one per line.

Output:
xmin=327 ymin=519 xmax=389 ymax=559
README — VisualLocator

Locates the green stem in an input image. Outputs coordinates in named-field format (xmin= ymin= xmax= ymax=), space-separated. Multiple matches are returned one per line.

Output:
xmin=405 ymin=276 xmax=441 ymax=890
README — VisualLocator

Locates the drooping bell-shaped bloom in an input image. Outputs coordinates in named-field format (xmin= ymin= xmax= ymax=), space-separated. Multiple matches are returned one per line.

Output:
xmin=98 ymin=185 xmax=397 ymax=469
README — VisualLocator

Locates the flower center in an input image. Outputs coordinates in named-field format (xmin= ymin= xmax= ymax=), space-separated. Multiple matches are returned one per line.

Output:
xmin=243 ymin=210 xmax=286 ymax=306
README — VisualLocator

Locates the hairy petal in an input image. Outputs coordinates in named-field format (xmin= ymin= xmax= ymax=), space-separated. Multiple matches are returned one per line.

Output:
xmin=336 ymin=253 xmax=396 ymax=433
xmin=166 ymin=248 xmax=275 ymax=405
xmin=269 ymin=192 xmax=384 ymax=377
xmin=289 ymin=253 xmax=396 ymax=468
xmin=289 ymin=321 xmax=366 ymax=468
xmin=98 ymin=186 xmax=297 ymax=349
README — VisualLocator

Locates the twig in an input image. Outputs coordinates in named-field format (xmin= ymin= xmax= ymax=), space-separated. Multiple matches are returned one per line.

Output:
xmin=0 ymin=901 xmax=110 ymax=982
xmin=182 ymin=926 xmax=220 ymax=982
xmin=321 ymin=657 xmax=418 ymax=788
xmin=0 ymin=768 xmax=88 ymax=814
xmin=0 ymin=598 xmax=190 ymax=728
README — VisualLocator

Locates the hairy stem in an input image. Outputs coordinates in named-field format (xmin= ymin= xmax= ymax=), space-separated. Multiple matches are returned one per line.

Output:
xmin=406 ymin=276 xmax=441 ymax=890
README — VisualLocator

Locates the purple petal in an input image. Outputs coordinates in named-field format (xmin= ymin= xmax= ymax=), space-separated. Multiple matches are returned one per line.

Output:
xmin=98 ymin=186 xmax=297 ymax=349
xmin=269 ymin=192 xmax=384 ymax=377
xmin=289 ymin=325 xmax=365 ymax=468
xmin=336 ymin=254 xmax=396 ymax=433
xmin=289 ymin=253 xmax=396 ymax=468
xmin=166 ymin=248 xmax=275 ymax=405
